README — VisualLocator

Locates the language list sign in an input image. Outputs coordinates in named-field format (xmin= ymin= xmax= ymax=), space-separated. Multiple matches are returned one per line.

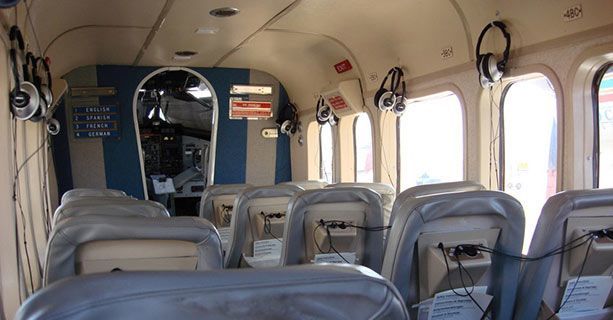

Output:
xmin=73 ymin=105 xmax=120 ymax=139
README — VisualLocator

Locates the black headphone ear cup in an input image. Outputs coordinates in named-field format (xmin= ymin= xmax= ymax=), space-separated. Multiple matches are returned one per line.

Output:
xmin=480 ymin=53 xmax=494 ymax=82
xmin=374 ymin=88 xmax=386 ymax=109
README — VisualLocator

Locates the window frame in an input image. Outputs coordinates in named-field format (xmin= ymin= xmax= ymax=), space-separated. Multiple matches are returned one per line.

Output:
xmin=353 ymin=112 xmax=374 ymax=182
xmin=498 ymin=73 xmax=560 ymax=193
xmin=395 ymin=89 xmax=467 ymax=191
xmin=591 ymin=63 xmax=612 ymax=188
xmin=319 ymin=122 xmax=334 ymax=183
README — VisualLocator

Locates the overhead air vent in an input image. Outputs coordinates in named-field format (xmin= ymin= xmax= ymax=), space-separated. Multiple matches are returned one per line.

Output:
xmin=209 ymin=7 xmax=240 ymax=18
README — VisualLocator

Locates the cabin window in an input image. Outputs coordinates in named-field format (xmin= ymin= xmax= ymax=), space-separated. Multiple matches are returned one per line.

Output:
xmin=320 ymin=123 xmax=334 ymax=183
xmin=500 ymin=75 xmax=557 ymax=253
xmin=593 ymin=64 xmax=613 ymax=188
xmin=354 ymin=113 xmax=374 ymax=182
xmin=398 ymin=92 xmax=464 ymax=191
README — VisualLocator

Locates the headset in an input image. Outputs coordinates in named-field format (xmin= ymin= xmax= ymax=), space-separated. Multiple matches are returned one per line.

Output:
xmin=475 ymin=21 xmax=511 ymax=88
xmin=9 ymin=26 xmax=41 ymax=121
xmin=277 ymin=102 xmax=298 ymax=136
xmin=315 ymin=95 xmax=333 ymax=125
xmin=27 ymin=53 xmax=48 ymax=122
xmin=374 ymin=67 xmax=407 ymax=115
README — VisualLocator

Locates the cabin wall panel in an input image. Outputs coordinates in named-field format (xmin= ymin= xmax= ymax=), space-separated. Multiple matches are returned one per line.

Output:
xmin=53 ymin=66 xmax=292 ymax=200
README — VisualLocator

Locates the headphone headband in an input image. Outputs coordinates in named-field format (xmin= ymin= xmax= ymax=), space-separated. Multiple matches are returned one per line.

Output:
xmin=9 ymin=26 xmax=24 ymax=50
xmin=475 ymin=21 xmax=511 ymax=69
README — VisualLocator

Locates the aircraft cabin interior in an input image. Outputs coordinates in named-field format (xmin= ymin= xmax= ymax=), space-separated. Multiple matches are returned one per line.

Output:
xmin=0 ymin=1 xmax=612 ymax=319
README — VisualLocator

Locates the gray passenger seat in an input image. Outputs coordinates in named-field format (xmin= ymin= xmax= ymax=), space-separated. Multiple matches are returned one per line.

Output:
xmin=326 ymin=182 xmax=396 ymax=226
xmin=44 ymin=215 xmax=222 ymax=286
xmin=17 ymin=265 xmax=409 ymax=320
xmin=514 ymin=189 xmax=613 ymax=320
xmin=382 ymin=190 xmax=524 ymax=320
xmin=224 ymin=184 xmax=302 ymax=268
xmin=280 ymin=187 xmax=385 ymax=272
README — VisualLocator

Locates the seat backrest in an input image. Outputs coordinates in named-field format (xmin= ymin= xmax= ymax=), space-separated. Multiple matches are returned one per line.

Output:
xmin=389 ymin=180 xmax=485 ymax=227
xmin=52 ymin=197 xmax=170 ymax=226
xmin=61 ymin=188 xmax=128 ymax=204
xmin=382 ymin=190 xmax=524 ymax=320
xmin=280 ymin=180 xmax=328 ymax=190
xmin=44 ymin=216 xmax=222 ymax=286
xmin=280 ymin=187 xmax=385 ymax=272
xmin=225 ymin=185 xmax=302 ymax=268
xmin=17 ymin=265 xmax=409 ymax=320
xmin=198 ymin=184 xmax=252 ymax=224
xmin=514 ymin=189 xmax=613 ymax=320
xmin=326 ymin=182 xmax=396 ymax=225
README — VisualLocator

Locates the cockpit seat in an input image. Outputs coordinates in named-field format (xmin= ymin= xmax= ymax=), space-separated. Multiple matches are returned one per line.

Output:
xmin=52 ymin=197 xmax=170 ymax=226
xmin=44 ymin=216 xmax=222 ymax=286
xmin=382 ymin=190 xmax=524 ymax=320
xmin=514 ymin=189 xmax=613 ymax=320
xmin=18 ymin=265 xmax=409 ymax=320
xmin=225 ymin=184 xmax=302 ymax=268
xmin=280 ymin=187 xmax=385 ymax=272
xmin=61 ymin=188 xmax=128 ymax=204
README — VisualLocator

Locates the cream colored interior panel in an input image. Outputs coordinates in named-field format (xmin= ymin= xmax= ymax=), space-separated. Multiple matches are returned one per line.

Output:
xmin=45 ymin=28 xmax=150 ymax=77
xmin=29 ymin=0 xmax=164 ymax=51
xmin=271 ymin=0 xmax=469 ymax=89
xmin=138 ymin=0 xmax=294 ymax=67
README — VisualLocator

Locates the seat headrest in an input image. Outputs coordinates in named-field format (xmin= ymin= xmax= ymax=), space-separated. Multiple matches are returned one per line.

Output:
xmin=53 ymin=198 xmax=170 ymax=226
xmin=199 ymin=184 xmax=252 ymax=220
xmin=61 ymin=188 xmax=128 ymax=204
xmin=18 ymin=265 xmax=409 ymax=320
xmin=44 ymin=216 xmax=222 ymax=285
xmin=280 ymin=180 xmax=329 ymax=190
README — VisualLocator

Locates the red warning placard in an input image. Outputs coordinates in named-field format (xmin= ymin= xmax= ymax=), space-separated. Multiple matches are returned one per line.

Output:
xmin=334 ymin=59 xmax=353 ymax=73
xmin=230 ymin=99 xmax=273 ymax=119
xmin=326 ymin=95 xmax=349 ymax=110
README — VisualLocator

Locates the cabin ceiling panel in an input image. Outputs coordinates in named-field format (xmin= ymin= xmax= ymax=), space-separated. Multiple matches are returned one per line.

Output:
xmin=29 ymin=0 xmax=165 ymax=52
xmin=461 ymin=0 xmax=613 ymax=53
xmin=46 ymin=28 xmax=150 ymax=78
xmin=137 ymin=0 xmax=294 ymax=67
xmin=220 ymin=30 xmax=360 ymax=112
xmin=269 ymin=0 xmax=469 ymax=91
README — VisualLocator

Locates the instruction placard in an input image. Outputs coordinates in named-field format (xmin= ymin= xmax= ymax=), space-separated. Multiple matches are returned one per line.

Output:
xmin=314 ymin=252 xmax=356 ymax=264
xmin=253 ymin=238 xmax=283 ymax=257
xmin=558 ymin=276 xmax=613 ymax=316
xmin=427 ymin=286 xmax=492 ymax=320
xmin=217 ymin=227 xmax=231 ymax=251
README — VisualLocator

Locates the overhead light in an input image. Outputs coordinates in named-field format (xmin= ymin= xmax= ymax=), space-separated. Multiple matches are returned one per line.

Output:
xmin=173 ymin=50 xmax=197 ymax=61
xmin=195 ymin=27 xmax=219 ymax=35
xmin=209 ymin=7 xmax=239 ymax=18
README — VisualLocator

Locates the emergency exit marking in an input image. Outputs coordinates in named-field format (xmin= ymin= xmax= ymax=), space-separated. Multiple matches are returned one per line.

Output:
xmin=334 ymin=59 xmax=353 ymax=73
xmin=562 ymin=4 xmax=582 ymax=22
